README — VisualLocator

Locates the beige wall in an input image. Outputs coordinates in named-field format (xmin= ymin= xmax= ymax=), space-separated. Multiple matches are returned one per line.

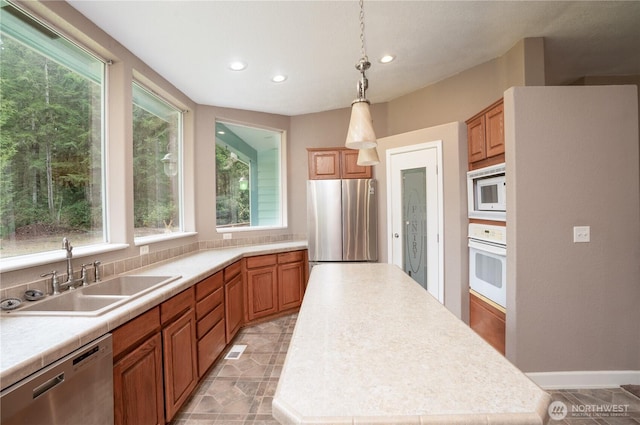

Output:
xmin=375 ymin=123 xmax=469 ymax=321
xmin=505 ymin=85 xmax=640 ymax=372
xmin=386 ymin=38 xmax=545 ymax=135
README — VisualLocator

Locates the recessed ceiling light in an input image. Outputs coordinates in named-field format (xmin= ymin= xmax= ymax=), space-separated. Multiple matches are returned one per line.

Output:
xmin=229 ymin=61 xmax=247 ymax=71
xmin=379 ymin=55 xmax=395 ymax=64
xmin=272 ymin=74 xmax=287 ymax=83
xmin=217 ymin=130 xmax=225 ymax=135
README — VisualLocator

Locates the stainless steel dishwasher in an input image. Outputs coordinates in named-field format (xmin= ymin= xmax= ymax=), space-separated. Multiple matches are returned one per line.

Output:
xmin=1 ymin=333 xmax=114 ymax=425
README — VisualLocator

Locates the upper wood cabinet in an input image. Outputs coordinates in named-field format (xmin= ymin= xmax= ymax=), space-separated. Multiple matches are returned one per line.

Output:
xmin=308 ymin=148 xmax=372 ymax=179
xmin=466 ymin=99 xmax=504 ymax=169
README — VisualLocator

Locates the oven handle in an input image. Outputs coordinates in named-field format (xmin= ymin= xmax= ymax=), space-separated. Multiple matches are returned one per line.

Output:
xmin=468 ymin=239 xmax=506 ymax=256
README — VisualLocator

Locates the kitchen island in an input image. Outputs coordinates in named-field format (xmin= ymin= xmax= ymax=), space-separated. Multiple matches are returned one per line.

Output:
xmin=273 ymin=263 xmax=550 ymax=425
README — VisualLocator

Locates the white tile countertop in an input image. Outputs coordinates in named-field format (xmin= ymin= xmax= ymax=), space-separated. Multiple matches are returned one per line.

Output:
xmin=273 ymin=263 xmax=551 ymax=425
xmin=0 ymin=241 xmax=307 ymax=390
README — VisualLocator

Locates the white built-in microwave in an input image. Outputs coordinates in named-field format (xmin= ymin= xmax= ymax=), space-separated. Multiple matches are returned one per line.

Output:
xmin=467 ymin=163 xmax=506 ymax=221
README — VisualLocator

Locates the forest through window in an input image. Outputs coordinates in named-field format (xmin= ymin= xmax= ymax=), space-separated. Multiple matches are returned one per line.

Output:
xmin=0 ymin=1 xmax=105 ymax=258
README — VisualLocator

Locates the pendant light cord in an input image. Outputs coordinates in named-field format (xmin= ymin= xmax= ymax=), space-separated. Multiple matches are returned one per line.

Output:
xmin=359 ymin=0 xmax=368 ymax=62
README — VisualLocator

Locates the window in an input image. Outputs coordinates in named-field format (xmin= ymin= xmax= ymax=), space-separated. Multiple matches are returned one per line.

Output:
xmin=0 ymin=1 xmax=105 ymax=258
xmin=132 ymin=83 xmax=183 ymax=239
xmin=215 ymin=121 xmax=284 ymax=230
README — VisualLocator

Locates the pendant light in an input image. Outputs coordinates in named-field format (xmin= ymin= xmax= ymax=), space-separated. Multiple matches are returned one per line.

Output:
xmin=345 ymin=0 xmax=377 ymax=153
xmin=357 ymin=147 xmax=380 ymax=166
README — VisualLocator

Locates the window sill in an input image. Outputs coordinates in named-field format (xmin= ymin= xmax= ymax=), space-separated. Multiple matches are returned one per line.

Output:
xmin=134 ymin=231 xmax=198 ymax=246
xmin=216 ymin=226 xmax=286 ymax=234
xmin=0 ymin=243 xmax=130 ymax=273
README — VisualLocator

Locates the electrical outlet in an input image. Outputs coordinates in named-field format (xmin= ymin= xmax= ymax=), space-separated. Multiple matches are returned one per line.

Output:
xmin=223 ymin=233 xmax=232 ymax=240
xmin=573 ymin=226 xmax=590 ymax=243
xmin=140 ymin=245 xmax=149 ymax=255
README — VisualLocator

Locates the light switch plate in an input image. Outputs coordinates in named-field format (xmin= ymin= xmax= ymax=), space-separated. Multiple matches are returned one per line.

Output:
xmin=573 ymin=226 xmax=590 ymax=243
xmin=223 ymin=233 xmax=232 ymax=240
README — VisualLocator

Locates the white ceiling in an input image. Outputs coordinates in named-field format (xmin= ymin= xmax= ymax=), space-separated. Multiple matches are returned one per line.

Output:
xmin=67 ymin=1 xmax=640 ymax=117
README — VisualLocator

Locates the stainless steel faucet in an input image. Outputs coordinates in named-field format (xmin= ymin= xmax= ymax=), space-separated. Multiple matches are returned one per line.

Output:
xmin=93 ymin=260 xmax=102 ymax=282
xmin=62 ymin=238 xmax=75 ymax=288
xmin=41 ymin=271 xmax=61 ymax=295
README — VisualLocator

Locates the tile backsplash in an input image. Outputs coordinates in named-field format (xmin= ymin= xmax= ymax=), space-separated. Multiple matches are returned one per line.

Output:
xmin=1 ymin=234 xmax=305 ymax=302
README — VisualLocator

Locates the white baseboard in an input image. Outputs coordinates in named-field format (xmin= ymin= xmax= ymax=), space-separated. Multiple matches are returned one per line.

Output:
xmin=527 ymin=370 xmax=640 ymax=390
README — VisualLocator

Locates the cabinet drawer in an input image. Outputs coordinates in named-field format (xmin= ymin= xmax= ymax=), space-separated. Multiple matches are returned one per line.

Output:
xmin=113 ymin=306 xmax=161 ymax=360
xmin=197 ymin=319 xmax=226 ymax=378
xmin=224 ymin=261 xmax=242 ymax=282
xmin=246 ymin=254 xmax=277 ymax=269
xmin=161 ymin=287 xmax=195 ymax=325
xmin=196 ymin=286 xmax=223 ymax=320
xmin=197 ymin=303 xmax=224 ymax=339
xmin=195 ymin=271 xmax=223 ymax=301
xmin=277 ymin=250 xmax=304 ymax=264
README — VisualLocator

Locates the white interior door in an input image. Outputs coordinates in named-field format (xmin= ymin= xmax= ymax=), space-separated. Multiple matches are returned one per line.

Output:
xmin=387 ymin=142 xmax=443 ymax=303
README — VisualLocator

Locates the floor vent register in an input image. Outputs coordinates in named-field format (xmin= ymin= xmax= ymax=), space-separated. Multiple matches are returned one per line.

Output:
xmin=224 ymin=344 xmax=247 ymax=360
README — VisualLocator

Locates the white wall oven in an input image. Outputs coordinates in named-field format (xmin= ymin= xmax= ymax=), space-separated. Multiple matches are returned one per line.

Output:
xmin=468 ymin=223 xmax=506 ymax=308
xmin=467 ymin=163 xmax=506 ymax=221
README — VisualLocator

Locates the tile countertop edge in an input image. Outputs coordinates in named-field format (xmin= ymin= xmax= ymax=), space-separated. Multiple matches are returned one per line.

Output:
xmin=0 ymin=241 xmax=307 ymax=390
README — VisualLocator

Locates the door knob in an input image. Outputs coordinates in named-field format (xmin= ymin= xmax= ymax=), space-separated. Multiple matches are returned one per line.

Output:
xmin=394 ymin=233 xmax=399 ymax=238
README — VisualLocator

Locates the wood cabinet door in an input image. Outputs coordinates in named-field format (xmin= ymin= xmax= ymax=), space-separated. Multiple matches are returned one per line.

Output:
xmin=467 ymin=115 xmax=486 ymax=164
xmin=246 ymin=266 xmax=278 ymax=321
xmin=113 ymin=333 xmax=164 ymax=425
xmin=162 ymin=309 xmax=198 ymax=421
xmin=225 ymin=273 xmax=244 ymax=343
xmin=340 ymin=149 xmax=372 ymax=179
xmin=469 ymin=292 xmax=505 ymax=355
xmin=278 ymin=261 xmax=304 ymax=311
xmin=485 ymin=101 xmax=504 ymax=158
xmin=308 ymin=150 xmax=341 ymax=179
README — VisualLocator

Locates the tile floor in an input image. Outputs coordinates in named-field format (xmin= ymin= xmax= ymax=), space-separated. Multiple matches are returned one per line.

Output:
xmin=170 ymin=313 xmax=640 ymax=425
xmin=170 ymin=314 xmax=295 ymax=425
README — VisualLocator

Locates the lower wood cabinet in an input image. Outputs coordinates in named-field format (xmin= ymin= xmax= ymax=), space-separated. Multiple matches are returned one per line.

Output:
xmin=195 ymin=271 xmax=226 ymax=377
xmin=113 ymin=332 xmax=164 ymax=425
xmin=112 ymin=308 xmax=164 ymax=425
xmin=469 ymin=290 xmax=505 ymax=355
xmin=112 ymin=249 xmax=308 ymax=423
xmin=277 ymin=252 xmax=306 ymax=311
xmin=246 ymin=250 xmax=307 ymax=322
xmin=113 ymin=288 xmax=197 ymax=424
xmin=162 ymin=308 xmax=197 ymax=421
xmin=246 ymin=254 xmax=278 ymax=321
xmin=224 ymin=261 xmax=244 ymax=343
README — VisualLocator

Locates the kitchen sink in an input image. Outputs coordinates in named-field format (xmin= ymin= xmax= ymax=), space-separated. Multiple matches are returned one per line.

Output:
xmin=81 ymin=275 xmax=180 ymax=297
xmin=5 ymin=275 xmax=181 ymax=317
xmin=17 ymin=294 xmax=129 ymax=315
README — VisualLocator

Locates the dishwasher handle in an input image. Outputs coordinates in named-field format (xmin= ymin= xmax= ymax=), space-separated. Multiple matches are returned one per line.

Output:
xmin=32 ymin=373 xmax=65 ymax=399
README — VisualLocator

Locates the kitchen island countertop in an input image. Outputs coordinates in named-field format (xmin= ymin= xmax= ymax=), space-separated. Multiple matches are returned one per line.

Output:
xmin=273 ymin=263 xmax=550 ymax=425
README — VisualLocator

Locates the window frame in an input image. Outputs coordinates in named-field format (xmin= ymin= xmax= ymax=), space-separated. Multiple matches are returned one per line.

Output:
xmin=0 ymin=1 xmax=113 ymax=271
xmin=131 ymin=80 xmax=186 ymax=244
xmin=214 ymin=120 xmax=288 ymax=233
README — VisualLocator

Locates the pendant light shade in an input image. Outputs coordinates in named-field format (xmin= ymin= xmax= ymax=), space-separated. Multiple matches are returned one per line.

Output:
xmin=346 ymin=101 xmax=376 ymax=149
xmin=357 ymin=146 xmax=379 ymax=166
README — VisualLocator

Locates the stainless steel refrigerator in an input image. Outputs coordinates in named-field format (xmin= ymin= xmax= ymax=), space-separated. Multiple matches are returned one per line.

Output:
xmin=307 ymin=179 xmax=377 ymax=262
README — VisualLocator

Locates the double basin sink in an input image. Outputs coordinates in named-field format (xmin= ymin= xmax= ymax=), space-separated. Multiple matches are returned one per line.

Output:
xmin=6 ymin=275 xmax=181 ymax=317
